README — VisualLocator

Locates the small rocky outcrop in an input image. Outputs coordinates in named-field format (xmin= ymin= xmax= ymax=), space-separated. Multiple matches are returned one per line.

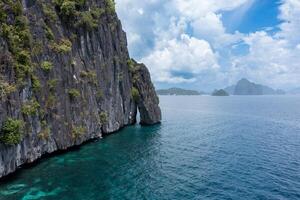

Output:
xmin=212 ymin=89 xmax=229 ymax=96
xmin=129 ymin=60 xmax=161 ymax=125
xmin=0 ymin=0 xmax=161 ymax=178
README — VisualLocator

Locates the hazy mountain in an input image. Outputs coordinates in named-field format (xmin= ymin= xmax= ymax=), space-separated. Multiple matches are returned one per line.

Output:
xmin=156 ymin=88 xmax=202 ymax=95
xmin=212 ymin=89 xmax=229 ymax=96
xmin=224 ymin=78 xmax=285 ymax=95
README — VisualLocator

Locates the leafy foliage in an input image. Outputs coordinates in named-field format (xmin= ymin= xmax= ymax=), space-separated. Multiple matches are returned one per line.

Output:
xmin=0 ymin=78 xmax=16 ymax=99
xmin=131 ymin=87 xmax=140 ymax=102
xmin=72 ymin=125 xmax=86 ymax=138
xmin=21 ymin=99 xmax=40 ymax=116
xmin=42 ymin=3 xmax=58 ymax=22
xmin=50 ymin=38 xmax=72 ymax=53
xmin=41 ymin=61 xmax=53 ymax=72
xmin=105 ymin=0 xmax=115 ymax=14
xmin=76 ymin=8 xmax=104 ymax=30
xmin=0 ymin=1 xmax=33 ymax=86
xmin=31 ymin=75 xmax=41 ymax=92
xmin=0 ymin=118 xmax=24 ymax=145
xmin=68 ymin=88 xmax=81 ymax=99
xmin=99 ymin=112 xmax=108 ymax=124
xmin=80 ymin=70 xmax=97 ymax=84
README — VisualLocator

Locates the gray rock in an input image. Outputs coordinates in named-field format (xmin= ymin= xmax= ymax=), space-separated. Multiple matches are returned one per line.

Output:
xmin=130 ymin=60 xmax=162 ymax=125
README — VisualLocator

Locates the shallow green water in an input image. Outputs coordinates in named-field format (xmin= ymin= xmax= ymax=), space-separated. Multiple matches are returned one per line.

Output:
xmin=0 ymin=95 xmax=300 ymax=199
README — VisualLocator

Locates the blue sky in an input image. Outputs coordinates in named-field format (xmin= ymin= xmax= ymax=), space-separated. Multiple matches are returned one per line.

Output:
xmin=116 ymin=0 xmax=300 ymax=92
xmin=223 ymin=0 xmax=280 ymax=33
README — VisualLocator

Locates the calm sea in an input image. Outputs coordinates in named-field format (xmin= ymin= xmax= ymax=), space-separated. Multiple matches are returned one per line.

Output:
xmin=0 ymin=95 xmax=300 ymax=200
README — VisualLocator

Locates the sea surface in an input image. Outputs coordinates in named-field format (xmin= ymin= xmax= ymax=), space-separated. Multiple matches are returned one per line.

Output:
xmin=0 ymin=95 xmax=300 ymax=200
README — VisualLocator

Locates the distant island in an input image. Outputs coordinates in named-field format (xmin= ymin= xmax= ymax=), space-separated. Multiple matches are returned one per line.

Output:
xmin=212 ymin=89 xmax=229 ymax=96
xmin=224 ymin=78 xmax=286 ymax=95
xmin=156 ymin=88 xmax=203 ymax=95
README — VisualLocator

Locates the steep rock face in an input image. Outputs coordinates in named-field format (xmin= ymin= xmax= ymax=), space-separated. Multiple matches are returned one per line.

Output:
xmin=0 ymin=0 xmax=161 ymax=178
xmin=130 ymin=60 xmax=161 ymax=125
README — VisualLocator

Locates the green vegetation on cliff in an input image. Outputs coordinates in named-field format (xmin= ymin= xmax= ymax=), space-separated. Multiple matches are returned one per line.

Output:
xmin=0 ymin=0 xmax=33 ymax=87
xmin=41 ymin=61 xmax=53 ymax=72
xmin=99 ymin=112 xmax=108 ymax=124
xmin=131 ymin=87 xmax=140 ymax=102
xmin=21 ymin=99 xmax=41 ymax=116
xmin=0 ymin=78 xmax=16 ymax=99
xmin=53 ymin=0 xmax=113 ymax=30
xmin=0 ymin=118 xmax=24 ymax=145
xmin=68 ymin=88 xmax=81 ymax=99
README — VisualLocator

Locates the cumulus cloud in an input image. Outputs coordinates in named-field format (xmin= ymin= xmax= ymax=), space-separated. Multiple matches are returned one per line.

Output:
xmin=277 ymin=0 xmax=300 ymax=45
xmin=171 ymin=0 xmax=251 ymax=47
xmin=141 ymin=34 xmax=219 ymax=83
xmin=116 ymin=0 xmax=251 ymax=85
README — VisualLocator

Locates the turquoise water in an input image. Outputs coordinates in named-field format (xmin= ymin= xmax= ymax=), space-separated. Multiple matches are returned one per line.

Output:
xmin=0 ymin=95 xmax=300 ymax=200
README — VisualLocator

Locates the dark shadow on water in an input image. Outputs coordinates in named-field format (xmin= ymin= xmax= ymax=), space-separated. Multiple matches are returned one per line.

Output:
xmin=0 ymin=138 xmax=100 ymax=184
xmin=0 ymin=123 xmax=162 ymax=185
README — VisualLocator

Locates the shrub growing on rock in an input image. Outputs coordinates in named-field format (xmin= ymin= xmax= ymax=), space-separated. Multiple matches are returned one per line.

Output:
xmin=31 ymin=75 xmax=41 ymax=92
xmin=41 ymin=61 xmax=53 ymax=72
xmin=105 ymin=0 xmax=115 ymax=14
xmin=0 ymin=118 xmax=24 ymax=145
xmin=131 ymin=87 xmax=139 ymax=102
xmin=99 ymin=112 xmax=108 ymax=124
xmin=21 ymin=99 xmax=40 ymax=116
xmin=68 ymin=88 xmax=80 ymax=99
xmin=0 ymin=79 xmax=16 ymax=99
xmin=72 ymin=125 xmax=86 ymax=139
xmin=77 ymin=11 xmax=98 ymax=30
xmin=50 ymin=39 xmax=72 ymax=53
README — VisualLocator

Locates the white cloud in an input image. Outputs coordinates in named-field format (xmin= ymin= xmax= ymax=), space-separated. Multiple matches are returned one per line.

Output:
xmin=116 ymin=0 xmax=250 ymax=84
xmin=276 ymin=0 xmax=300 ymax=45
xmin=172 ymin=0 xmax=249 ymax=17
xmin=170 ymin=0 xmax=255 ymax=47
xmin=116 ymin=0 xmax=250 ymax=52
xmin=141 ymin=34 xmax=219 ymax=83
xmin=116 ymin=0 xmax=300 ymax=89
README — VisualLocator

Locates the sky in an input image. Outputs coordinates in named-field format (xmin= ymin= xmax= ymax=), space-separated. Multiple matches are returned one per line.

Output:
xmin=115 ymin=0 xmax=300 ymax=91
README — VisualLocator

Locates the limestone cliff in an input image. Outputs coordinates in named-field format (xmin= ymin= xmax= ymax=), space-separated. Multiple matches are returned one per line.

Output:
xmin=0 ymin=0 xmax=161 ymax=178
xmin=130 ymin=60 xmax=161 ymax=125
